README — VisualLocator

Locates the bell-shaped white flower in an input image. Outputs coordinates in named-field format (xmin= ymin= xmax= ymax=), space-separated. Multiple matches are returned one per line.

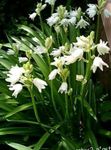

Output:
xmin=33 ymin=78 xmax=47 ymax=93
xmin=51 ymin=57 xmax=65 ymax=68
xmin=7 ymin=49 xmax=15 ymax=55
xmin=6 ymin=65 xmax=25 ymax=85
xmin=9 ymin=84 xmax=23 ymax=98
xmin=91 ymin=57 xmax=109 ymax=73
xmin=29 ymin=12 xmax=37 ymax=20
xmin=34 ymin=45 xmax=47 ymax=54
xmin=49 ymin=69 xmax=58 ymax=80
xmin=64 ymin=47 xmax=83 ymax=65
xmin=58 ymin=82 xmax=68 ymax=94
xmin=19 ymin=57 xmax=28 ymax=63
xmin=47 ymin=13 xmax=59 ymax=26
xmin=69 ymin=17 xmax=76 ymax=25
xmin=45 ymin=0 xmax=56 ymax=5
xmin=76 ymin=16 xmax=89 ymax=29
xmin=86 ymin=4 xmax=97 ymax=19
xmin=97 ymin=40 xmax=110 ymax=55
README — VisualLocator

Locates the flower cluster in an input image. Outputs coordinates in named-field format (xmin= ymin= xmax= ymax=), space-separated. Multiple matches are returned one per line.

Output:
xmin=47 ymin=6 xmax=89 ymax=29
xmin=6 ymin=57 xmax=47 ymax=98
xmin=48 ymin=32 xmax=110 ymax=94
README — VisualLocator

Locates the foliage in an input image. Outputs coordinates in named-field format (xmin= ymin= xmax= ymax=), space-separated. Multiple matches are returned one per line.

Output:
xmin=0 ymin=0 xmax=111 ymax=149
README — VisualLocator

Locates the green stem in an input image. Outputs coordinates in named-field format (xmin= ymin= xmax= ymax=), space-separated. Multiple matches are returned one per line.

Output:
xmin=95 ymin=14 xmax=100 ymax=44
xmin=29 ymin=87 xmax=40 ymax=122
xmin=65 ymin=94 xmax=69 ymax=119
xmin=39 ymin=14 xmax=44 ymax=33
xmin=47 ymin=53 xmax=62 ymax=121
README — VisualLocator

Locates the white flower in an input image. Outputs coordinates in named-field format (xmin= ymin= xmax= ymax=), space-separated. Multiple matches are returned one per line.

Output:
xmin=58 ymin=82 xmax=68 ymax=94
xmin=76 ymin=75 xmax=84 ymax=81
xmin=50 ymin=46 xmax=65 ymax=57
xmin=9 ymin=84 xmax=23 ymax=98
xmin=33 ymin=78 xmax=47 ymax=93
xmin=6 ymin=65 xmax=24 ymax=85
xmin=74 ymin=36 xmax=88 ymax=48
xmin=47 ymin=13 xmax=59 ymax=26
xmin=50 ymin=48 xmax=62 ymax=57
xmin=49 ymin=69 xmax=58 ymax=80
xmin=7 ymin=49 xmax=15 ymax=55
xmin=60 ymin=18 xmax=69 ymax=26
xmin=68 ymin=17 xmax=76 ymax=25
xmin=91 ymin=57 xmax=109 ymax=73
xmin=76 ymin=16 xmax=89 ymax=29
xmin=19 ymin=57 xmax=28 ymax=63
xmin=86 ymin=4 xmax=97 ymax=19
xmin=45 ymin=0 xmax=56 ymax=5
xmin=97 ymin=40 xmax=110 ymax=55
xmin=29 ymin=12 xmax=37 ymax=20
xmin=69 ymin=10 xmax=78 ymax=18
xmin=34 ymin=45 xmax=47 ymax=54
xmin=64 ymin=47 xmax=83 ymax=65
xmin=51 ymin=57 xmax=65 ymax=68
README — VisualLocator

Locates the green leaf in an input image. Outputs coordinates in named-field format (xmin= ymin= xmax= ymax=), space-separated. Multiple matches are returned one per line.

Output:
xmin=7 ymin=142 xmax=32 ymax=150
xmin=99 ymin=129 xmax=111 ymax=138
xmin=0 ymin=58 xmax=12 ymax=69
xmin=87 ymin=130 xmax=98 ymax=149
xmin=5 ymin=103 xmax=32 ymax=118
xmin=34 ymin=125 xmax=60 ymax=150
xmin=0 ymin=127 xmax=36 ymax=135
xmin=83 ymin=99 xmax=97 ymax=121
xmin=32 ymin=53 xmax=49 ymax=80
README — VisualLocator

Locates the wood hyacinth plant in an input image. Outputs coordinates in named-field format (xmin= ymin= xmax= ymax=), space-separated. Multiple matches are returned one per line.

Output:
xmin=0 ymin=0 xmax=111 ymax=149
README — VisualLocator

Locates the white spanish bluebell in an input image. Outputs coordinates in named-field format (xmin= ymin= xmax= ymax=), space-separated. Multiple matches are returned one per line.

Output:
xmin=91 ymin=57 xmax=109 ymax=73
xmin=86 ymin=4 xmax=97 ymax=19
xmin=19 ymin=57 xmax=28 ymax=63
xmin=76 ymin=16 xmax=89 ymax=29
xmin=6 ymin=65 xmax=25 ymax=85
xmin=29 ymin=12 xmax=36 ymax=20
xmin=58 ymin=82 xmax=68 ymax=94
xmin=33 ymin=78 xmax=47 ymax=93
xmin=9 ymin=84 xmax=23 ymax=98
xmin=49 ymin=69 xmax=58 ymax=80
xmin=97 ymin=40 xmax=110 ymax=55
xmin=45 ymin=0 xmax=56 ymax=5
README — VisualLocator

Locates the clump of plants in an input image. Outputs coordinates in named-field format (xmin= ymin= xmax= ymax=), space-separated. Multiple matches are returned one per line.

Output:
xmin=0 ymin=0 xmax=111 ymax=149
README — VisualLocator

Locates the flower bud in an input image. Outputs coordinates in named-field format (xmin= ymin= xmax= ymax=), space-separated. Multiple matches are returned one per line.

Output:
xmin=45 ymin=36 xmax=53 ymax=49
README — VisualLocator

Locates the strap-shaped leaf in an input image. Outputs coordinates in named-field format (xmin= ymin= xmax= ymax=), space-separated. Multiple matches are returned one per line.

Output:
xmin=34 ymin=124 xmax=60 ymax=150
xmin=7 ymin=142 xmax=32 ymax=150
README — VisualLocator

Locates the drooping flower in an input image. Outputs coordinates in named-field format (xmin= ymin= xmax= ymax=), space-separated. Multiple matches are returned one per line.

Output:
xmin=64 ymin=47 xmax=84 ymax=65
xmin=50 ymin=46 xmax=65 ymax=57
xmin=49 ymin=69 xmax=58 ymax=80
xmin=45 ymin=0 xmax=56 ymax=5
xmin=97 ymin=40 xmax=110 ymax=55
xmin=34 ymin=45 xmax=47 ymax=54
xmin=9 ymin=84 xmax=23 ymax=98
xmin=86 ymin=4 xmax=97 ymax=19
xmin=51 ymin=57 xmax=65 ymax=68
xmin=47 ymin=13 xmax=59 ymax=26
xmin=7 ymin=49 xmax=15 ymax=55
xmin=6 ymin=65 xmax=25 ymax=85
xmin=33 ymin=78 xmax=47 ymax=93
xmin=76 ymin=16 xmax=89 ymax=29
xmin=29 ymin=12 xmax=37 ymax=20
xmin=91 ymin=57 xmax=109 ymax=73
xmin=19 ymin=57 xmax=28 ymax=63
xmin=58 ymin=82 xmax=68 ymax=94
